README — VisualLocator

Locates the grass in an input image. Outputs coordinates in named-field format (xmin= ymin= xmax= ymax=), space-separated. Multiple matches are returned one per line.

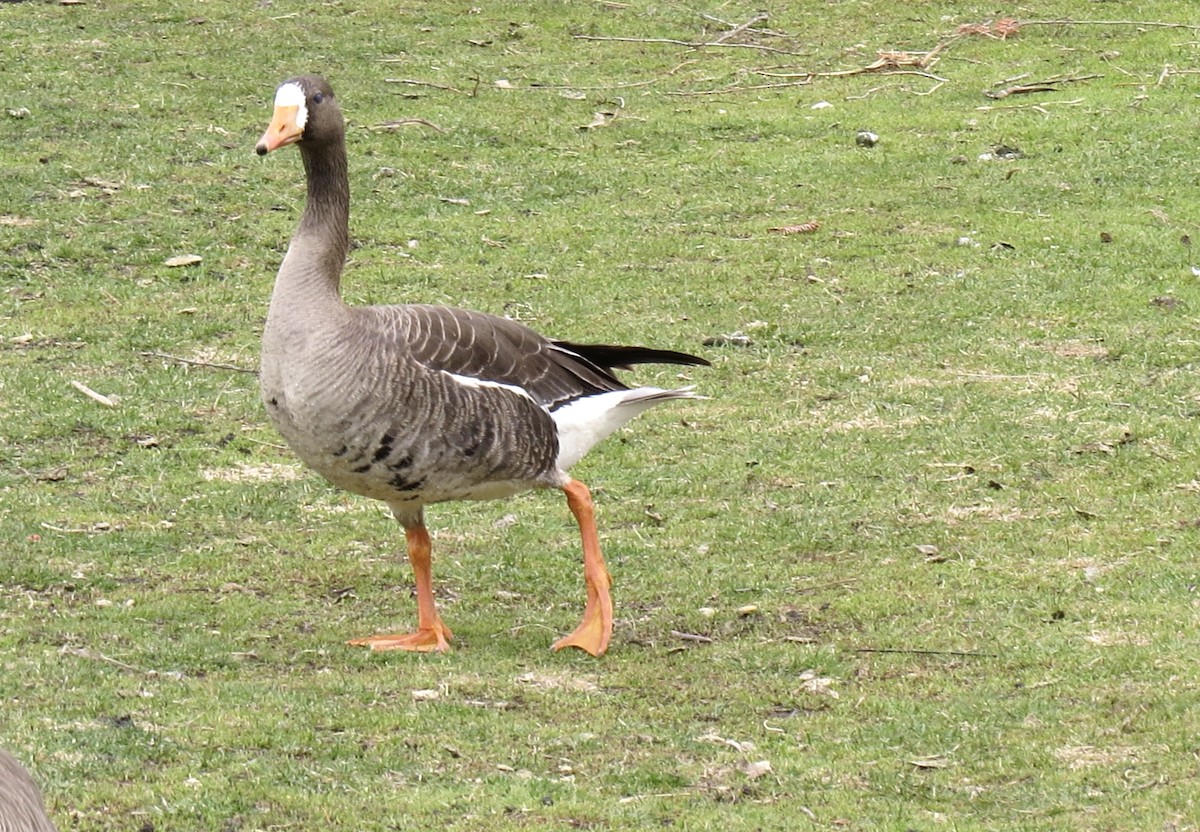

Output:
xmin=3 ymin=0 xmax=1200 ymax=829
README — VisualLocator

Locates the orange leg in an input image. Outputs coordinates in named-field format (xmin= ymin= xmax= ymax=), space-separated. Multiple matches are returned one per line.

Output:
xmin=551 ymin=479 xmax=613 ymax=657
xmin=348 ymin=524 xmax=453 ymax=652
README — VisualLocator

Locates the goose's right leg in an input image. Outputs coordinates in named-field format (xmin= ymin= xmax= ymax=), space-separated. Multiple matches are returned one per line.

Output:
xmin=348 ymin=523 xmax=453 ymax=652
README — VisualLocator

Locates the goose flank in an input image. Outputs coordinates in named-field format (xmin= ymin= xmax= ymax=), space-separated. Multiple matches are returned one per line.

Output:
xmin=0 ymin=750 xmax=58 ymax=832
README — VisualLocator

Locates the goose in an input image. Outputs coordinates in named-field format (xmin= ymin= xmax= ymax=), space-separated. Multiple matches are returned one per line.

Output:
xmin=0 ymin=750 xmax=58 ymax=832
xmin=253 ymin=75 xmax=707 ymax=656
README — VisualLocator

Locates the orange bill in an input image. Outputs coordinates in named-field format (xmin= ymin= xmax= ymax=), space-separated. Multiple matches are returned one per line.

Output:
xmin=256 ymin=105 xmax=304 ymax=155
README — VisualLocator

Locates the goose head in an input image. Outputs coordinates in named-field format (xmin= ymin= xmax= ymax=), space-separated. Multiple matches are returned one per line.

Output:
xmin=256 ymin=75 xmax=341 ymax=156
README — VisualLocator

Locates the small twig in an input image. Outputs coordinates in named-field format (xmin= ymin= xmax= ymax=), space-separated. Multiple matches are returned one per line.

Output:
xmin=70 ymin=380 xmax=116 ymax=407
xmin=141 ymin=351 xmax=256 ymax=374
xmin=985 ymin=83 xmax=1062 ymax=99
xmin=1021 ymin=18 xmax=1200 ymax=32
xmin=238 ymin=436 xmax=290 ymax=451
xmin=794 ymin=577 xmax=861 ymax=595
xmin=41 ymin=522 xmax=114 ymax=534
xmin=61 ymin=646 xmax=148 ymax=675
xmin=530 ymin=78 xmax=662 ymax=91
xmin=711 ymin=12 xmax=769 ymax=44
xmin=976 ymin=98 xmax=1085 ymax=113
xmin=1156 ymin=66 xmax=1200 ymax=86
xmin=856 ymin=647 xmax=997 ymax=658
xmin=985 ymin=73 xmax=1102 ymax=99
xmin=369 ymin=118 xmax=447 ymax=133
xmin=665 ymin=79 xmax=813 ymax=96
xmin=753 ymin=46 xmax=953 ymax=82
xmin=617 ymin=793 xmax=691 ymax=804
xmin=846 ymin=86 xmax=884 ymax=100
xmin=573 ymin=33 xmax=809 ymax=57
xmin=996 ymin=72 xmax=1031 ymax=85
xmin=698 ymin=11 xmax=788 ymax=39
xmin=670 ymin=630 xmax=714 ymax=644
xmin=384 ymin=77 xmax=465 ymax=95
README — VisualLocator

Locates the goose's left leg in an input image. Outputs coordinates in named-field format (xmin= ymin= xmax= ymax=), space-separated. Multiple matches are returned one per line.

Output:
xmin=551 ymin=479 xmax=613 ymax=657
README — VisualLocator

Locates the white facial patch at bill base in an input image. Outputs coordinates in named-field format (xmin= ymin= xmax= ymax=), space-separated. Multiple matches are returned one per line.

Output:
xmin=274 ymin=82 xmax=308 ymax=129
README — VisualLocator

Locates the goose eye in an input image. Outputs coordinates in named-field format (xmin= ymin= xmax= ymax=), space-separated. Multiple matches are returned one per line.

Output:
xmin=313 ymin=92 xmax=324 ymax=104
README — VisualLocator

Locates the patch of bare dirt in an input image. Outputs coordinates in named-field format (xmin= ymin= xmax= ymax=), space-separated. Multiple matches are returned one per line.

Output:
xmin=201 ymin=462 xmax=303 ymax=483
xmin=1053 ymin=744 xmax=1140 ymax=770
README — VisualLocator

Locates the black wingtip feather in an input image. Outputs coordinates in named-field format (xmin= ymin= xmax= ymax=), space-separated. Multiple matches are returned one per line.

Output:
xmin=553 ymin=341 xmax=711 ymax=371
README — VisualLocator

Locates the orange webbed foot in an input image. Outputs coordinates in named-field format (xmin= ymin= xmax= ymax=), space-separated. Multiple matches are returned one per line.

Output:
xmin=551 ymin=580 xmax=613 ymax=657
xmin=551 ymin=613 xmax=611 ymax=657
xmin=348 ymin=622 xmax=453 ymax=653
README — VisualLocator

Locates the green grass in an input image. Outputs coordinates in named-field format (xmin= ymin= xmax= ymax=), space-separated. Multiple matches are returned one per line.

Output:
xmin=4 ymin=1 xmax=1200 ymax=829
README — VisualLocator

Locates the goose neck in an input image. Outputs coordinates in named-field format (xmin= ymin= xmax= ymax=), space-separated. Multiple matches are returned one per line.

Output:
xmin=298 ymin=138 xmax=350 ymax=258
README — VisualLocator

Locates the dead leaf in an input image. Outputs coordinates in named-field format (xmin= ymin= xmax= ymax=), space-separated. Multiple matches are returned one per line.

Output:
xmin=36 ymin=466 xmax=69 ymax=482
xmin=768 ymin=221 xmax=821 ymax=234
xmin=909 ymin=755 xmax=949 ymax=769
xmin=798 ymin=669 xmax=839 ymax=698
xmin=915 ymin=544 xmax=942 ymax=562
xmin=702 ymin=332 xmax=753 ymax=348
xmin=82 ymin=176 xmax=122 ymax=192
xmin=411 ymin=689 xmax=440 ymax=701
xmin=578 ymin=112 xmax=610 ymax=131
xmin=955 ymin=17 xmax=1021 ymax=38
xmin=697 ymin=734 xmax=756 ymax=753
xmin=1071 ymin=429 xmax=1135 ymax=455
xmin=515 ymin=671 xmax=598 ymax=692
xmin=164 ymin=254 xmax=202 ymax=268
xmin=740 ymin=760 xmax=773 ymax=779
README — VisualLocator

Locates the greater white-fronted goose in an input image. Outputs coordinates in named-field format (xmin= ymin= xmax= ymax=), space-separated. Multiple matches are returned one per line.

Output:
xmin=0 ymin=750 xmax=58 ymax=832
xmin=254 ymin=75 xmax=707 ymax=656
